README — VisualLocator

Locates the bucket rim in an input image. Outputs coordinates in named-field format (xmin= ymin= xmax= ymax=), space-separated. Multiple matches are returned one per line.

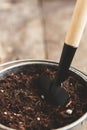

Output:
xmin=0 ymin=59 xmax=87 ymax=130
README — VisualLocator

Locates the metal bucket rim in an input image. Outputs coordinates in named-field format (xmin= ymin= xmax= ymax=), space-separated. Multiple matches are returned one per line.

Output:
xmin=0 ymin=59 xmax=87 ymax=130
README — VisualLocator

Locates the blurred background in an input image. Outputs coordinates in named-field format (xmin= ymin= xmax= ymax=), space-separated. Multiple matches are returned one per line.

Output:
xmin=0 ymin=0 xmax=87 ymax=73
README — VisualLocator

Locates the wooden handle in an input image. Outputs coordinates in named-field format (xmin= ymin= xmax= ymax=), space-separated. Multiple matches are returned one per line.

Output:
xmin=65 ymin=0 xmax=87 ymax=47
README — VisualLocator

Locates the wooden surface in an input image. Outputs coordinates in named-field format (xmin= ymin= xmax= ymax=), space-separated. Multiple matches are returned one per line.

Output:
xmin=0 ymin=0 xmax=87 ymax=74
xmin=0 ymin=0 xmax=87 ymax=72
xmin=0 ymin=0 xmax=87 ymax=130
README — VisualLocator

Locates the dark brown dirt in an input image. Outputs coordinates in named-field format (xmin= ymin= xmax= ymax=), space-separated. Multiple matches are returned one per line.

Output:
xmin=0 ymin=66 xmax=87 ymax=130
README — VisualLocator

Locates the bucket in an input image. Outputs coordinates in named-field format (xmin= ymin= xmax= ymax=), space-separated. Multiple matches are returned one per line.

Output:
xmin=0 ymin=59 xmax=87 ymax=130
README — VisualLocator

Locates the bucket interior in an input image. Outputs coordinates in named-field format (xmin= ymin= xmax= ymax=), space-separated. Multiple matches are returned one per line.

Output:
xmin=0 ymin=61 xmax=87 ymax=130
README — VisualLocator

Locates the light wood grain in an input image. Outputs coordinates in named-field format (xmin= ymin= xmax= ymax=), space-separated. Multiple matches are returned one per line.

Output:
xmin=65 ymin=0 xmax=87 ymax=47
xmin=0 ymin=0 xmax=45 ymax=63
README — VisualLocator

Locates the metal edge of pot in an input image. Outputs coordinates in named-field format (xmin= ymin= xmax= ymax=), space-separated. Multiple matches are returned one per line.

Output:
xmin=0 ymin=59 xmax=87 ymax=130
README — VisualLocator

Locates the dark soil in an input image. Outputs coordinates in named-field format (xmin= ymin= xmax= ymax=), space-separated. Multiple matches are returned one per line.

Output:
xmin=0 ymin=65 xmax=87 ymax=130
